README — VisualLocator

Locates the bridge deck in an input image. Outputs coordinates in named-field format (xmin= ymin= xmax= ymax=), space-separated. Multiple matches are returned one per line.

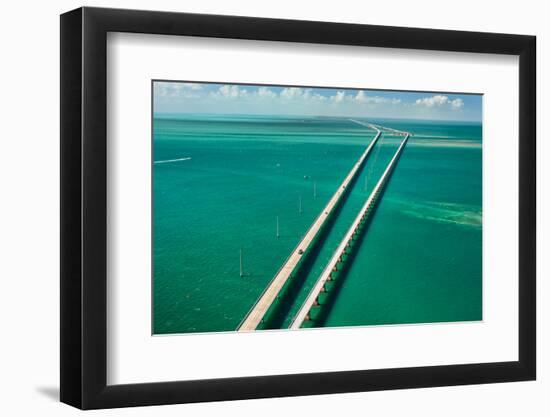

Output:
xmin=237 ymin=127 xmax=381 ymax=331
xmin=290 ymin=133 xmax=409 ymax=330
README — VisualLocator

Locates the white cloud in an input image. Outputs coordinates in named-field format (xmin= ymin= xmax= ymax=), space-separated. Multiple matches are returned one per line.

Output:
xmin=311 ymin=91 xmax=325 ymax=100
xmin=415 ymin=95 xmax=449 ymax=107
xmin=330 ymin=91 xmax=346 ymax=103
xmin=182 ymin=83 xmax=202 ymax=90
xmin=415 ymin=94 xmax=464 ymax=110
xmin=451 ymin=98 xmax=464 ymax=108
xmin=279 ymin=87 xmax=326 ymax=102
xmin=279 ymin=89 xmax=400 ymax=106
xmin=154 ymin=82 xmax=474 ymax=120
xmin=280 ymin=87 xmax=305 ymax=99
xmin=355 ymin=90 xmax=368 ymax=102
xmin=353 ymin=90 xmax=401 ymax=105
xmin=155 ymin=82 xmax=203 ymax=98
xmin=258 ymin=87 xmax=277 ymax=98
xmin=211 ymin=85 xmax=249 ymax=99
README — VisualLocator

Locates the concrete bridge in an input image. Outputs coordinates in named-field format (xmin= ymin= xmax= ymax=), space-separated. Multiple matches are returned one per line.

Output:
xmin=237 ymin=126 xmax=382 ymax=331
xmin=290 ymin=133 xmax=410 ymax=329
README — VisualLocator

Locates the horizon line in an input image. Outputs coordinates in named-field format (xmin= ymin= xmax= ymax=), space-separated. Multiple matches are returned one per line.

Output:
xmin=152 ymin=112 xmax=482 ymax=124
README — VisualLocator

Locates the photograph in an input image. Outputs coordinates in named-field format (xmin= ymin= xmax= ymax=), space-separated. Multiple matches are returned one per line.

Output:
xmin=152 ymin=81 xmax=483 ymax=335
xmin=51 ymin=3 xmax=539 ymax=412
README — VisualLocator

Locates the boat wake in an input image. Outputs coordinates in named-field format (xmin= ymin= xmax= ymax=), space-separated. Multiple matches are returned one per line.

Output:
xmin=154 ymin=157 xmax=192 ymax=164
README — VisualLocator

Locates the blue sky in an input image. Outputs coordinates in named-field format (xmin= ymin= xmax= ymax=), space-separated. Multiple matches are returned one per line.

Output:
xmin=153 ymin=81 xmax=482 ymax=122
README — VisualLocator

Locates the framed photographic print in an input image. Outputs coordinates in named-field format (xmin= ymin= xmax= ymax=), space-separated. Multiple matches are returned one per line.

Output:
xmin=60 ymin=7 xmax=536 ymax=409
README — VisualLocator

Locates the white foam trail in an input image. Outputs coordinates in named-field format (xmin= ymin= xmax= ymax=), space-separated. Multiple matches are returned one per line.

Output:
xmin=154 ymin=157 xmax=192 ymax=165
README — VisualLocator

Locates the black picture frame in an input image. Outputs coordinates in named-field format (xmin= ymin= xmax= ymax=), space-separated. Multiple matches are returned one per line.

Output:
xmin=60 ymin=6 xmax=536 ymax=410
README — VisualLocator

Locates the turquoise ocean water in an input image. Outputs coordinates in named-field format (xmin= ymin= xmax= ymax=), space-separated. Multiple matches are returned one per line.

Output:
xmin=153 ymin=114 xmax=482 ymax=334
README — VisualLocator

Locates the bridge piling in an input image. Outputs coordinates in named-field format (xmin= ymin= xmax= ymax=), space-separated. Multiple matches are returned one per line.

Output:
xmin=290 ymin=132 xmax=410 ymax=330
xmin=237 ymin=125 xmax=382 ymax=331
